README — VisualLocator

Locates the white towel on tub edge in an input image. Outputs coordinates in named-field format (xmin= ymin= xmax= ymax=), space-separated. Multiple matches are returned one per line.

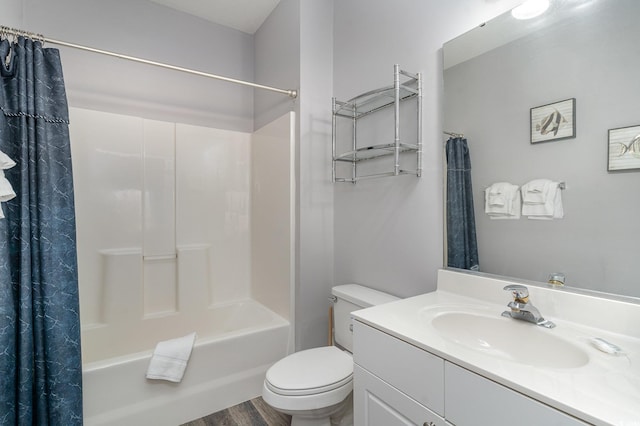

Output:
xmin=146 ymin=332 xmax=197 ymax=383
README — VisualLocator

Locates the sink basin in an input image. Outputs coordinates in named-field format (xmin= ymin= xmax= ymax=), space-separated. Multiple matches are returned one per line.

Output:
xmin=431 ymin=312 xmax=589 ymax=369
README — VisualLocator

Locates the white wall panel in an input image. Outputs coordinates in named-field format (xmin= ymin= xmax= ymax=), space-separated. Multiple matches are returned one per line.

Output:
xmin=143 ymin=257 xmax=177 ymax=316
xmin=99 ymin=249 xmax=143 ymax=325
xmin=177 ymin=244 xmax=212 ymax=311
xmin=251 ymin=112 xmax=295 ymax=320
xmin=175 ymin=123 xmax=251 ymax=305
xmin=142 ymin=119 xmax=176 ymax=257
xmin=141 ymin=119 xmax=178 ymax=316
xmin=70 ymin=107 xmax=144 ymax=325
xmin=71 ymin=108 xmax=255 ymax=327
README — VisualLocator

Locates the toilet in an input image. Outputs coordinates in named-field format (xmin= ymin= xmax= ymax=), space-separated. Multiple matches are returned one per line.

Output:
xmin=262 ymin=284 xmax=399 ymax=426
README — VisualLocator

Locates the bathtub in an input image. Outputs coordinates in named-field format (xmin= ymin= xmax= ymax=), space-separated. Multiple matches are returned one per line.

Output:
xmin=82 ymin=300 xmax=291 ymax=425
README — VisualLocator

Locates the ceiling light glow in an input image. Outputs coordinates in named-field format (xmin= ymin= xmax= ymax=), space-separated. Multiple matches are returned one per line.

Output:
xmin=511 ymin=0 xmax=550 ymax=20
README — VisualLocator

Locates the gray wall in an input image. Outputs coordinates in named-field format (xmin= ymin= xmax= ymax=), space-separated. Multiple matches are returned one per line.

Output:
xmin=332 ymin=0 xmax=522 ymax=299
xmin=296 ymin=0 xmax=334 ymax=350
xmin=253 ymin=0 xmax=300 ymax=132
xmin=1 ymin=0 xmax=22 ymax=26
xmin=444 ymin=1 xmax=640 ymax=297
xmin=255 ymin=0 xmax=335 ymax=350
xmin=15 ymin=0 xmax=255 ymax=131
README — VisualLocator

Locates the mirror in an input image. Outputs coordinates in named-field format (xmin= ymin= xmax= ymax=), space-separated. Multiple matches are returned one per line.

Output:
xmin=443 ymin=0 xmax=640 ymax=299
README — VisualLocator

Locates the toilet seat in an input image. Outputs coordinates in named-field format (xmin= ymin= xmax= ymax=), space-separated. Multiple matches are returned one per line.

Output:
xmin=265 ymin=346 xmax=353 ymax=397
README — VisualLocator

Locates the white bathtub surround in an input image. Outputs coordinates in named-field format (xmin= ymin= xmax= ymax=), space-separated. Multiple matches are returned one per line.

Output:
xmin=70 ymin=108 xmax=251 ymax=361
xmin=251 ymin=113 xmax=296 ymax=321
xmin=146 ymin=332 xmax=197 ymax=382
xmin=69 ymin=109 xmax=295 ymax=424
xmin=352 ymin=269 xmax=640 ymax=425
xmin=69 ymin=108 xmax=294 ymax=358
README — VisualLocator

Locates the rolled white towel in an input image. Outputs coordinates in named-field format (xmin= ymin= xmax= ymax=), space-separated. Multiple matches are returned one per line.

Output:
xmin=0 ymin=150 xmax=16 ymax=170
xmin=485 ymin=182 xmax=520 ymax=218
xmin=521 ymin=179 xmax=552 ymax=204
xmin=0 ymin=151 xmax=17 ymax=220
xmin=0 ymin=171 xmax=16 ymax=202
xmin=523 ymin=181 xmax=563 ymax=219
xmin=488 ymin=190 xmax=521 ymax=220
xmin=485 ymin=182 xmax=509 ymax=213
xmin=487 ymin=183 xmax=507 ymax=207
xmin=146 ymin=332 xmax=197 ymax=383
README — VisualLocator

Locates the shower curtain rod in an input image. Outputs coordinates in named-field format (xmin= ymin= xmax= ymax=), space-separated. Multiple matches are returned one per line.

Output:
xmin=0 ymin=25 xmax=298 ymax=99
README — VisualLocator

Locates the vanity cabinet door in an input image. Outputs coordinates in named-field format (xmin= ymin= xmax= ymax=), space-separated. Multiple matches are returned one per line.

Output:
xmin=353 ymin=321 xmax=445 ymax=416
xmin=444 ymin=363 xmax=589 ymax=426
xmin=354 ymin=365 xmax=446 ymax=426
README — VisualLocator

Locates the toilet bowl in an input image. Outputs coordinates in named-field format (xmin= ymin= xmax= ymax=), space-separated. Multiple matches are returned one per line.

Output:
xmin=262 ymin=284 xmax=398 ymax=426
xmin=262 ymin=346 xmax=353 ymax=426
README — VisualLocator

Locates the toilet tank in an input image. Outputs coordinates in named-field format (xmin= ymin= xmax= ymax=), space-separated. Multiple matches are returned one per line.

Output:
xmin=331 ymin=284 xmax=398 ymax=353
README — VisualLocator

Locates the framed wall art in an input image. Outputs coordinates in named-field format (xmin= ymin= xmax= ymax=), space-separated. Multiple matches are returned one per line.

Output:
xmin=530 ymin=98 xmax=576 ymax=144
xmin=608 ymin=125 xmax=640 ymax=171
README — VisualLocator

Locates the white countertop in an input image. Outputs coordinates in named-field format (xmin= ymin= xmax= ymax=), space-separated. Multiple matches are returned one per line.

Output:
xmin=351 ymin=270 xmax=640 ymax=426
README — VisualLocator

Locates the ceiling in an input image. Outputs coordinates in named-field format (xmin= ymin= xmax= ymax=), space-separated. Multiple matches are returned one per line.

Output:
xmin=148 ymin=0 xmax=281 ymax=34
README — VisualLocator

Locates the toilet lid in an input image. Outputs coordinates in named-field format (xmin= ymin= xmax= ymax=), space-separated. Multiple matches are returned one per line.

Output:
xmin=265 ymin=346 xmax=353 ymax=396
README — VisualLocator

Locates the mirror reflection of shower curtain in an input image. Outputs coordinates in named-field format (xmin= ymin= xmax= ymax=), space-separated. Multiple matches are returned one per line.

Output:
xmin=446 ymin=137 xmax=479 ymax=271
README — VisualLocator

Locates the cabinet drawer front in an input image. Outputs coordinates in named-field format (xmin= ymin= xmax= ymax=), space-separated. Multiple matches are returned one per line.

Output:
xmin=445 ymin=362 xmax=589 ymax=426
xmin=353 ymin=321 xmax=445 ymax=415
xmin=354 ymin=365 xmax=446 ymax=426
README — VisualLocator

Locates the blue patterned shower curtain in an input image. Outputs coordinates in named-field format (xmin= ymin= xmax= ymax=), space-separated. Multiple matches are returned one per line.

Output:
xmin=446 ymin=137 xmax=479 ymax=271
xmin=0 ymin=37 xmax=83 ymax=424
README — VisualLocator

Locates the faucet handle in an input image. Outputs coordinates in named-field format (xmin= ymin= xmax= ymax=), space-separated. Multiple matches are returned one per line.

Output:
xmin=503 ymin=284 xmax=529 ymax=303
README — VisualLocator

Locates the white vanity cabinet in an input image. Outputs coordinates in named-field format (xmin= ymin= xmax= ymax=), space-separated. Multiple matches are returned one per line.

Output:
xmin=353 ymin=321 xmax=589 ymax=426
xmin=444 ymin=363 xmax=588 ymax=426
xmin=353 ymin=321 xmax=446 ymax=426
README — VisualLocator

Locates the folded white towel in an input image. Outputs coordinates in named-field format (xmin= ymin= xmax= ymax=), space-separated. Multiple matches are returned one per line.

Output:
xmin=485 ymin=183 xmax=520 ymax=219
xmin=146 ymin=332 xmax=197 ymax=383
xmin=522 ymin=181 xmax=563 ymax=219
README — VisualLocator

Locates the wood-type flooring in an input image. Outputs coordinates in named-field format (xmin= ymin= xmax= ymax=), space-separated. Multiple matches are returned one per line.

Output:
xmin=181 ymin=397 xmax=291 ymax=426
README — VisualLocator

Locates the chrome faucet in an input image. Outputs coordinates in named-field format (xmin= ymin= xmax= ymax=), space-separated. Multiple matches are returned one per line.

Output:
xmin=501 ymin=285 xmax=555 ymax=328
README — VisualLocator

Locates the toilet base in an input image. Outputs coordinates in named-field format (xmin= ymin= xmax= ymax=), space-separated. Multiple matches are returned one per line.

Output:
xmin=291 ymin=417 xmax=331 ymax=426
xmin=289 ymin=393 xmax=353 ymax=426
